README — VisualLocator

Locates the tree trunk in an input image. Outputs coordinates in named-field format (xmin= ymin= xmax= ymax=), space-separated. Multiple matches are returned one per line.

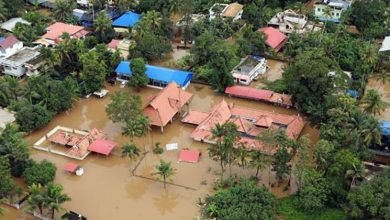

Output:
xmin=163 ymin=176 xmax=166 ymax=189
xmin=51 ymin=208 xmax=55 ymax=219
xmin=39 ymin=205 xmax=43 ymax=215
xmin=255 ymin=166 xmax=260 ymax=177
xmin=220 ymin=159 xmax=224 ymax=181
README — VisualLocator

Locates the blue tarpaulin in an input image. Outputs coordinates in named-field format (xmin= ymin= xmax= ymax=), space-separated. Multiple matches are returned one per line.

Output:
xmin=346 ymin=89 xmax=359 ymax=98
xmin=115 ymin=61 xmax=193 ymax=87
xmin=112 ymin=11 xmax=140 ymax=28
xmin=380 ymin=121 xmax=390 ymax=136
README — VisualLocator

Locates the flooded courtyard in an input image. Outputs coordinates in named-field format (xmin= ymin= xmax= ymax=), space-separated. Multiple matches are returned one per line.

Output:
xmin=2 ymin=83 xmax=318 ymax=220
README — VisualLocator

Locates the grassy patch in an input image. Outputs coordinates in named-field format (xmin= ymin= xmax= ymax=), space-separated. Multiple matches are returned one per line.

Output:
xmin=279 ymin=196 xmax=347 ymax=220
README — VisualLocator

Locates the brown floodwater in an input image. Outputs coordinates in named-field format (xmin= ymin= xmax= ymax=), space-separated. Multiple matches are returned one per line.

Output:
xmin=3 ymin=82 xmax=318 ymax=220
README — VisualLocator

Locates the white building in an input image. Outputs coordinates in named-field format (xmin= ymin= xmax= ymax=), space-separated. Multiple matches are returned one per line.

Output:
xmin=209 ymin=3 xmax=243 ymax=21
xmin=314 ymin=0 xmax=352 ymax=23
xmin=268 ymin=9 xmax=322 ymax=35
xmin=379 ymin=36 xmax=390 ymax=52
xmin=1 ymin=17 xmax=30 ymax=33
xmin=231 ymin=56 xmax=267 ymax=85
xmin=0 ymin=47 xmax=41 ymax=78
xmin=0 ymin=35 xmax=23 ymax=58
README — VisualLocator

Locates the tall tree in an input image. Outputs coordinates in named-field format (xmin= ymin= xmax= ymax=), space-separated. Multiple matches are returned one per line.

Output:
xmin=44 ymin=184 xmax=71 ymax=219
xmin=94 ymin=12 xmax=115 ymax=43
xmin=152 ymin=160 xmax=176 ymax=189
xmin=272 ymin=145 xmax=292 ymax=185
xmin=80 ymin=51 xmax=107 ymax=94
xmin=249 ymin=151 xmax=270 ymax=178
xmin=0 ymin=156 xmax=15 ymax=199
xmin=129 ymin=58 xmax=148 ymax=92
xmin=27 ymin=184 xmax=45 ymax=216
xmin=15 ymin=103 xmax=53 ymax=133
xmin=0 ymin=0 xmax=8 ymax=22
xmin=53 ymin=0 xmax=76 ymax=22
xmin=313 ymin=140 xmax=335 ymax=173
xmin=23 ymin=160 xmax=57 ymax=186
xmin=360 ymin=89 xmax=388 ymax=116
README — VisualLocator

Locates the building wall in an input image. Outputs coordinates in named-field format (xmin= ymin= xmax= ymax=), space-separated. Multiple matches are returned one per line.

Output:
xmin=314 ymin=4 xmax=343 ymax=22
xmin=0 ymin=41 xmax=23 ymax=57
xmin=3 ymin=64 xmax=25 ymax=77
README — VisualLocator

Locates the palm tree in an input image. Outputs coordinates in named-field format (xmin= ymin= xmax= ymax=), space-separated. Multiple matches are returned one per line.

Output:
xmin=94 ymin=12 xmax=115 ymax=43
xmin=234 ymin=146 xmax=249 ymax=169
xmin=152 ymin=160 xmax=175 ymax=189
xmin=121 ymin=143 xmax=141 ymax=166
xmin=374 ymin=69 xmax=390 ymax=89
xmin=320 ymin=7 xmax=333 ymax=42
xmin=27 ymin=184 xmax=45 ymax=216
xmin=168 ymin=0 xmax=182 ymax=16
xmin=209 ymin=123 xmax=227 ymax=179
xmin=0 ymin=0 xmax=8 ymax=22
xmin=53 ymin=0 xmax=76 ymax=22
xmin=43 ymin=184 xmax=71 ymax=219
xmin=249 ymin=151 xmax=269 ymax=178
xmin=361 ymin=89 xmax=388 ymax=116
xmin=144 ymin=11 xmax=162 ymax=31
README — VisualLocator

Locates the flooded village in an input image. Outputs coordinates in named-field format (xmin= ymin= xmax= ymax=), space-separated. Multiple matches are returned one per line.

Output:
xmin=1 ymin=0 xmax=390 ymax=220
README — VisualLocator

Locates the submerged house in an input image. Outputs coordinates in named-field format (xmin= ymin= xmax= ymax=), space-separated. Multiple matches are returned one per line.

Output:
xmin=115 ymin=61 xmax=193 ymax=89
xmin=314 ymin=0 xmax=352 ymax=23
xmin=40 ymin=22 xmax=89 ymax=45
xmin=258 ymin=27 xmax=288 ymax=52
xmin=143 ymin=82 xmax=193 ymax=132
xmin=231 ymin=55 xmax=267 ymax=85
xmin=0 ymin=47 xmax=41 ymax=77
xmin=182 ymin=100 xmax=304 ymax=154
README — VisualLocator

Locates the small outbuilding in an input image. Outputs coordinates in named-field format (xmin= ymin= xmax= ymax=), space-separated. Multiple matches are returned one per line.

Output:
xmin=112 ymin=11 xmax=140 ymax=30
xmin=178 ymin=149 xmax=201 ymax=163
xmin=258 ymin=27 xmax=288 ymax=52
xmin=88 ymin=139 xmax=117 ymax=156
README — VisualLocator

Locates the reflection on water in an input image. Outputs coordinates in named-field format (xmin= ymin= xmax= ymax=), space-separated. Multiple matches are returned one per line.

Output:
xmin=5 ymin=82 xmax=319 ymax=220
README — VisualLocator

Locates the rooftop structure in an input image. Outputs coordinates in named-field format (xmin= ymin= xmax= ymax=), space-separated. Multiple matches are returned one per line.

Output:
xmin=107 ymin=39 xmax=132 ymax=58
xmin=41 ymin=22 xmax=89 ymax=45
xmin=258 ymin=27 xmax=288 ymax=52
xmin=112 ymin=11 xmax=140 ymax=28
xmin=209 ymin=3 xmax=243 ymax=21
xmin=380 ymin=36 xmax=390 ymax=52
xmin=268 ymin=9 xmax=322 ymax=35
xmin=0 ymin=47 xmax=41 ymax=77
xmin=225 ymin=86 xmax=294 ymax=108
xmin=0 ymin=35 xmax=23 ymax=57
xmin=116 ymin=61 xmax=193 ymax=89
xmin=143 ymin=82 xmax=193 ymax=132
xmin=182 ymin=100 xmax=304 ymax=154
xmin=178 ymin=149 xmax=201 ymax=163
xmin=33 ymin=126 xmax=116 ymax=160
xmin=231 ymin=55 xmax=267 ymax=85
xmin=314 ymin=0 xmax=352 ymax=23
xmin=0 ymin=108 xmax=15 ymax=129
xmin=1 ymin=18 xmax=30 ymax=32
xmin=381 ymin=121 xmax=390 ymax=136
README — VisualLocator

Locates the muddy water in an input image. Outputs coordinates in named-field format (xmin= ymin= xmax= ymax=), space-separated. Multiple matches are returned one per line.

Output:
xmin=367 ymin=77 xmax=390 ymax=120
xmin=5 ymin=83 xmax=318 ymax=220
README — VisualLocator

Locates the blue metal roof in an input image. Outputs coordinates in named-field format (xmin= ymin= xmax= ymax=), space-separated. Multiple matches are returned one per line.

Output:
xmin=0 ymin=37 xmax=4 ymax=43
xmin=115 ymin=61 xmax=193 ymax=87
xmin=380 ymin=121 xmax=390 ymax=136
xmin=112 ymin=11 xmax=140 ymax=28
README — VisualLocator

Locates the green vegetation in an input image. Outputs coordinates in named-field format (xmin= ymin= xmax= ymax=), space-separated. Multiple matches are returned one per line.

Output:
xmin=203 ymin=178 xmax=278 ymax=220
xmin=152 ymin=160 xmax=175 ymax=189
xmin=279 ymin=196 xmax=347 ymax=220
xmin=129 ymin=58 xmax=148 ymax=92
xmin=121 ymin=143 xmax=141 ymax=168
xmin=23 ymin=160 xmax=57 ymax=186
xmin=152 ymin=142 xmax=164 ymax=154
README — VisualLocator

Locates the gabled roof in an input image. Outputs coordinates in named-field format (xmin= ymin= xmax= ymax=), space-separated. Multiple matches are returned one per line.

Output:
xmin=143 ymin=82 xmax=193 ymax=127
xmin=0 ymin=35 xmax=20 ymax=49
xmin=88 ymin=139 xmax=117 ymax=156
xmin=178 ymin=149 xmax=201 ymax=163
xmin=225 ymin=86 xmax=273 ymax=101
xmin=112 ymin=11 xmax=140 ymax=28
xmin=259 ymin=27 xmax=288 ymax=52
xmin=115 ymin=61 xmax=193 ymax=87
xmin=107 ymin=39 xmax=121 ymax=49
xmin=1 ymin=18 xmax=30 ymax=32
xmin=222 ymin=3 xmax=243 ymax=18
xmin=42 ymin=22 xmax=87 ymax=40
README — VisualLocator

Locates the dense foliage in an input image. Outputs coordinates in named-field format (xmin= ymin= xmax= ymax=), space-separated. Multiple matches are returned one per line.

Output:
xmin=203 ymin=178 xmax=278 ymax=220
xmin=23 ymin=160 xmax=57 ymax=186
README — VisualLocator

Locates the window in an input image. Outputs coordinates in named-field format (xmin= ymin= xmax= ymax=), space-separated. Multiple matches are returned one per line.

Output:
xmin=336 ymin=13 xmax=340 ymax=17
xmin=332 ymin=12 xmax=334 ymax=16
xmin=317 ymin=8 xmax=321 ymax=12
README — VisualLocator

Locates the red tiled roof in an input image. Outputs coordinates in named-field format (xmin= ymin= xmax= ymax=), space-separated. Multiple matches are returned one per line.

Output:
xmin=178 ymin=149 xmax=201 ymax=163
xmin=143 ymin=82 xmax=193 ymax=127
xmin=42 ymin=22 xmax=86 ymax=41
xmin=181 ymin=110 xmax=210 ymax=125
xmin=64 ymin=162 xmax=78 ymax=173
xmin=188 ymin=100 xmax=305 ymax=154
xmin=107 ymin=39 xmax=121 ymax=49
xmin=259 ymin=27 xmax=288 ymax=52
xmin=0 ymin=35 xmax=20 ymax=49
xmin=88 ymin=139 xmax=117 ymax=156
xmin=225 ymin=86 xmax=273 ymax=101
